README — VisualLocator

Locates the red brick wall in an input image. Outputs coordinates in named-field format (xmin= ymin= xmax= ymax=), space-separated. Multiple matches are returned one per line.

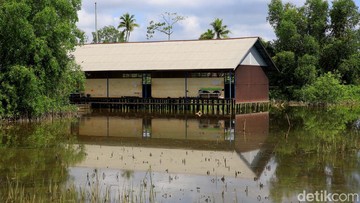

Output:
xmin=235 ymin=65 xmax=269 ymax=103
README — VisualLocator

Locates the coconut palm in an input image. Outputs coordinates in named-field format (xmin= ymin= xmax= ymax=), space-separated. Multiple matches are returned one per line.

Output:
xmin=199 ymin=29 xmax=215 ymax=40
xmin=210 ymin=18 xmax=230 ymax=39
xmin=118 ymin=13 xmax=139 ymax=42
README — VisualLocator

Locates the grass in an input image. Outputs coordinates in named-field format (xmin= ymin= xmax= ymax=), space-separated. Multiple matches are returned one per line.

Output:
xmin=1 ymin=168 xmax=157 ymax=203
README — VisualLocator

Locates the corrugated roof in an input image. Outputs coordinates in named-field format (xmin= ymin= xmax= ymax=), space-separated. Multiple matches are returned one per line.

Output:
xmin=73 ymin=37 xmax=266 ymax=72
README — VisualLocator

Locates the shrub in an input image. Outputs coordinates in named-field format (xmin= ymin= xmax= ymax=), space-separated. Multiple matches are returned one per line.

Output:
xmin=296 ymin=72 xmax=345 ymax=104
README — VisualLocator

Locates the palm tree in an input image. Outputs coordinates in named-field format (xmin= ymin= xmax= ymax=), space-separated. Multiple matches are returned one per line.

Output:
xmin=118 ymin=13 xmax=139 ymax=42
xmin=210 ymin=18 xmax=230 ymax=39
xmin=199 ymin=29 xmax=215 ymax=40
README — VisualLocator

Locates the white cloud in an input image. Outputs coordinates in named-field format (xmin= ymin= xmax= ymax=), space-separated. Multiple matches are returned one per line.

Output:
xmin=231 ymin=23 xmax=275 ymax=41
xmin=77 ymin=0 xmax=346 ymax=43
xmin=177 ymin=16 xmax=202 ymax=40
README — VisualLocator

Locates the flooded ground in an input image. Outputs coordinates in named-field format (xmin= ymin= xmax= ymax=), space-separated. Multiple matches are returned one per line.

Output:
xmin=0 ymin=107 xmax=360 ymax=202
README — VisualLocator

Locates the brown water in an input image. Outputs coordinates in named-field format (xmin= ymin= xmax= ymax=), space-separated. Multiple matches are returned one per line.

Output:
xmin=0 ymin=107 xmax=360 ymax=202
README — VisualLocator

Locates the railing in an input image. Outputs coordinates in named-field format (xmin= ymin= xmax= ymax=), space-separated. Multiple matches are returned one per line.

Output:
xmin=70 ymin=96 xmax=269 ymax=115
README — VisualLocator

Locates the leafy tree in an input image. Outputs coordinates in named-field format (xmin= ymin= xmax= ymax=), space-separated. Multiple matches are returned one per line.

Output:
xmin=92 ymin=25 xmax=124 ymax=43
xmin=267 ymin=0 xmax=284 ymax=30
xmin=210 ymin=18 xmax=231 ymax=39
xmin=294 ymin=54 xmax=318 ymax=86
xmin=267 ymin=0 xmax=360 ymax=100
xmin=0 ymin=0 xmax=84 ymax=118
xmin=304 ymin=0 xmax=329 ymax=43
xmin=199 ymin=29 xmax=215 ymax=40
xmin=146 ymin=12 xmax=186 ymax=40
xmin=272 ymin=51 xmax=296 ymax=88
xmin=339 ymin=52 xmax=360 ymax=84
xmin=321 ymin=0 xmax=360 ymax=76
xmin=330 ymin=0 xmax=359 ymax=39
xmin=0 ymin=66 xmax=41 ymax=117
xmin=118 ymin=13 xmax=139 ymax=42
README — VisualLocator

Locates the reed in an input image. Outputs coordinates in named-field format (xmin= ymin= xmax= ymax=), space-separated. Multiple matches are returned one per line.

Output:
xmin=1 ymin=168 xmax=157 ymax=203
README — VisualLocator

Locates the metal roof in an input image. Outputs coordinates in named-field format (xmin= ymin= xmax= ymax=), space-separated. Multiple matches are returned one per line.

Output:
xmin=72 ymin=37 xmax=273 ymax=72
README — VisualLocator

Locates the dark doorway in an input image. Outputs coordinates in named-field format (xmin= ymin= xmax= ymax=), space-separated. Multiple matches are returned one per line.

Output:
xmin=224 ymin=84 xmax=235 ymax=99
xmin=142 ymin=73 xmax=151 ymax=98
xmin=224 ymin=72 xmax=235 ymax=99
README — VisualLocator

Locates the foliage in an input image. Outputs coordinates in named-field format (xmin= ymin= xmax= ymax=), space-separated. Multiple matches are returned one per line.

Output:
xmin=294 ymin=54 xmax=318 ymax=86
xmin=0 ymin=0 xmax=84 ymax=119
xmin=146 ymin=12 xmax=186 ymax=40
xmin=92 ymin=25 xmax=125 ymax=43
xmin=338 ymin=52 xmax=360 ymax=85
xmin=296 ymin=72 xmax=345 ymax=104
xmin=199 ymin=29 xmax=215 ymax=40
xmin=210 ymin=18 xmax=231 ymax=39
xmin=330 ymin=0 xmax=359 ymax=39
xmin=199 ymin=18 xmax=231 ymax=40
xmin=267 ymin=0 xmax=360 ymax=100
xmin=118 ymin=13 xmax=139 ymax=42
xmin=0 ymin=66 xmax=41 ymax=117
xmin=340 ymin=85 xmax=360 ymax=103
xmin=271 ymin=51 xmax=296 ymax=97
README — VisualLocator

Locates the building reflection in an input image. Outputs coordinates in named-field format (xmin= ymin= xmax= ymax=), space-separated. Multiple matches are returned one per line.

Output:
xmin=76 ymin=112 xmax=233 ymax=141
xmin=73 ymin=110 xmax=271 ymax=179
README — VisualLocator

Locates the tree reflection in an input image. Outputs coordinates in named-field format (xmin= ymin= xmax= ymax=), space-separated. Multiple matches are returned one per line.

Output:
xmin=269 ymin=107 xmax=360 ymax=203
xmin=0 ymin=120 xmax=85 ymax=199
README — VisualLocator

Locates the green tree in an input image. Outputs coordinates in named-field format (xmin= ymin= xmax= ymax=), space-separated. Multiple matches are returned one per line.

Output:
xmin=339 ymin=52 xmax=360 ymax=84
xmin=304 ymin=0 xmax=329 ymax=43
xmin=330 ymin=0 xmax=360 ymax=39
xmin=210 ymin=18 xmax=231 ymax=39
xmin=320 ymin=0 xmax=360 ymax=76
xmin=272 ymin=51 xmax=296 ymax=86
xmin=199 ymin=29 xmax=215 ymax=40
xmin=267 ymin=0 xmax=284 ymax=30
xmin=267 ymin=0 xmax=360 ymax=100
xmin=92 ymin=25 xmax=124 ymax=43
xmin=146 ymin=12 xmax=186 ymax=40
xmin=294 ymin=54 xmax=318 ymax=86
xmin=118 ymin=13 xmax=139 ymax=42
xmin=0 ymin=0 xmax=84 ymax=118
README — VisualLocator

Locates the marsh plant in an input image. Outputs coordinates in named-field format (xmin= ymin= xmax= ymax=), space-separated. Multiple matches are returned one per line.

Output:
xmin=1 ymin=168 xmax=157 ymax=203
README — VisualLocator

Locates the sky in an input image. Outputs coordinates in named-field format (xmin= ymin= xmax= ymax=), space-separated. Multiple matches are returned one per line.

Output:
xmin=77 ymin=0 xmax=360 ymax=43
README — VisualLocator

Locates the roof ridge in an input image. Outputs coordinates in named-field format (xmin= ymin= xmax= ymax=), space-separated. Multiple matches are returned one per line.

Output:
xmin=82 ymin=36 xmax=260 ymax=46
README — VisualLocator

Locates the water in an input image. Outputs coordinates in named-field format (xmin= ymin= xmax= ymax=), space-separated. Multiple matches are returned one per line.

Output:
xmin=0 ymin=107 xmax=360 ymax=202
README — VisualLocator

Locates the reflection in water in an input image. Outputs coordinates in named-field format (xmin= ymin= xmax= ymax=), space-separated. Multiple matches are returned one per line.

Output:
xmin=1 ymin=107 xmax=359 ymax=202
xmin=268 ymin=107 xmax=360 ymax=203
xmin=0 ymin=120 xmax=85 ymax=202
xmin=76 ymin=112 xmax=235 ymax=141
xmin=72 ymin=110 xmax=273 ymax=202
xmin=74 ymin=111 xmax=272 ymax=176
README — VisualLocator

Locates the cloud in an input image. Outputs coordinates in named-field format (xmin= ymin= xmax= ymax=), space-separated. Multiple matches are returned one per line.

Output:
xmin=76 ymin=0 xmax=346 ymax=43
xmin=177 ymin=16 xmax=202 ymax=40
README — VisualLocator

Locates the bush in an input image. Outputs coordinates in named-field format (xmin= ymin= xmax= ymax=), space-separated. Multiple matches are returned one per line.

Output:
xmin=296 ymin=72 xmax=345 ymax=104
xmin=342 ymin=85 xmax=360 ymax=103
xmin=0 ymin=66 xmax=43 ymax=118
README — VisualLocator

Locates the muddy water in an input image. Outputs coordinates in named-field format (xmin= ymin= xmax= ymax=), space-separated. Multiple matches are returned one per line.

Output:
xmin=0 ymin=107 xmax=360 ymax=202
